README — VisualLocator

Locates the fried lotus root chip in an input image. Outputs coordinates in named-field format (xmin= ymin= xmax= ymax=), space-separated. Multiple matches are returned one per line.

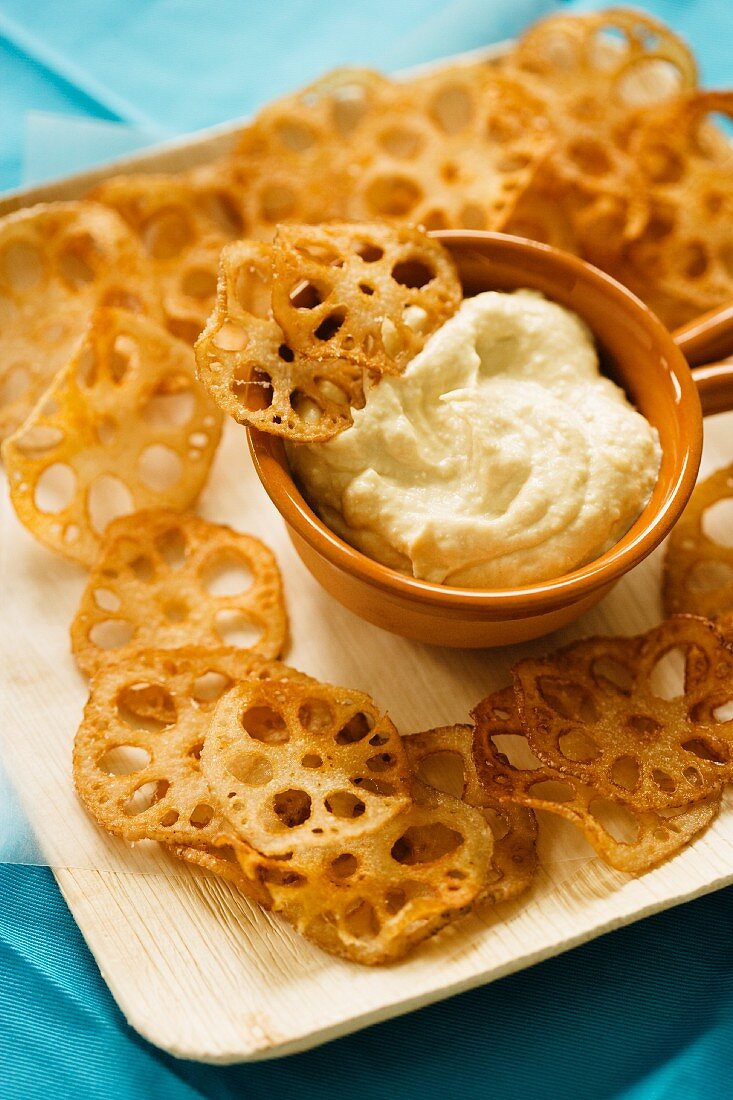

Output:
xmin=90 ymin=165 xmax=248 ymax=344
xmin=472 ymin=688 xmax=720 ymax=875
xmin=345 ymin=70 xmax=553 ymax=235
xmin=234 ymin=67 xmax=392 ymax=162
xmin=506 ymin=9 xmax=697 ymax=219
xmin=203 ymin=678 xmax=413 ymax=857
xmin=71 ymin=509 xmax=287 ymax=676
xmin=514 ymin=616 xmax=733 ymax=812
xmin=196 ymin=239 xmax=363 ymax=441
xmin=0 ymin=201 xmax=162 ymax=440
xmin=270 ymin=222 xmax=461 ymax=375
xmin=607 ymin=92 xmax=733 ymax=328
xmin=73 ymin=646 xmax=309 ymax=849
xmin=404 ymin=725 xmax=537 ymax=905
xmin=2 ymin=309 xmax=223 ymax=567
xmin=663 ymin=463 xmax=733 ymax=622
xmin=229 ymin=782 xmax=492 ymax=965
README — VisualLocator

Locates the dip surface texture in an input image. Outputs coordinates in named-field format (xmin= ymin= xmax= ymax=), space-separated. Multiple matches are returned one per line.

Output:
xmin=287 ymin=291 xmax=662 ymax=588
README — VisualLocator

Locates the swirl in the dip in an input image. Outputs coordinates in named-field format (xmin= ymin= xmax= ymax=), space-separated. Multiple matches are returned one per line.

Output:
xmin=287 ymin=290 xmax=661 ymax=589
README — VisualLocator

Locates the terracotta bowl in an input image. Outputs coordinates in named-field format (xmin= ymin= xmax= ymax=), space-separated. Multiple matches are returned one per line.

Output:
xmin=248 ymin=231 xmax=733 ymax=648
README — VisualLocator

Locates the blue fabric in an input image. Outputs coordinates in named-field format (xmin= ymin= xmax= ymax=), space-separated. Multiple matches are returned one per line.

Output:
xmin=1 ymin=2 xmax=733 ymax=1096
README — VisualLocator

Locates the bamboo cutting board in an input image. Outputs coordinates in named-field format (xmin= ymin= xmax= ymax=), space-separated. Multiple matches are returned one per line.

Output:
xmin=3 ymin=52 xmax=733 ymax=1063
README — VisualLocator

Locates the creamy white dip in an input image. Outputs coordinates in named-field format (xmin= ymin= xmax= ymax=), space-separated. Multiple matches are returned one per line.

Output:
xmin=287 ymin=290 xmax=661 ymax=588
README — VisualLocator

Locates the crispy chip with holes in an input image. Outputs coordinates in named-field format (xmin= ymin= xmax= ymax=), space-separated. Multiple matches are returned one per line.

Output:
xmin=70 ymin=509 xmax=287 ymax=676
xmin=0 ymin=201 xmax=162 ymax=440
xmin=202 ymin=678 xmax=412 ymax=857
xmin=170 ymin=842 xmax=271 ymax=905
xmin=234 ymin=68 xmax=392 ymax=162
xmin=663 ymin=463 xmax=733 ymax=622
xmin=2 ymin=309 xmax=222 ymax=567
xmin=472 ymin=687 xmax=720 ymax=874
xmin=195 ymin=239 xmax=365 ymax=441
xmin=270 ymin=222 xmax=462 ymax=375
xmin=228 ymin=781 xmax=492 ymax=965
xmin=90 ymin=164 xmax=248 ymax=344
xmin=404 ymin=725 xmax=537 ymax=905
xmin=230 ymin=69 xmax=389 ymax=235
xmin=598 ymin=92 xmax=733 ymax=328
xmin=505 ymin=9 xmax=697 ymax=234
xmin=513 ymin=616 xmax=733 ymax=811
xmin=73 ymin=646 xmax=310 ymax=849
xmin=344 ymin=70 xmax=553 ymax=233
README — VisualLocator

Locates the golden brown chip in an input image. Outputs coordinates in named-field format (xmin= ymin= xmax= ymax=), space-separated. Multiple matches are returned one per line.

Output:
xmin=2 ymin=309 xmax=222 ymax=567
xmin=344 ymin=70 xmax=554 ymax=234
xmin=90 ymin=164 xmax=248 ymax=344
xmin=0 ymin=201 xmax=162 ymax=441
xmin=404 ymin=725 xmax=537 ymax=905
xmin=663 ymin=463 xmax=733 ymax=622
xmin=503 ymin=187 xmax=580 ymax=252
xmin=202 ymin=677 xmax=412 ymax=857
xmin=233 ymin=68 xmax=392 ymax=163
xmin=270 ymin=222 xmax=462 ymax=375
xmin=195 ymin=239 xmax=365 ymax=442
xmin=70 ymin=509 xmax=287 ymax=676
xmin=505 ymin=9 xmax=697 ymax=226
xmin=228 ymin=781 xmax=492 ymax=965
xmin=473 ymin=687 xmax=720 ymax=875
xmin=73 ymin=646 xmax=310 ymax=850
xmin=513 ymin=616 xmax=733 ymax=811
xmin=599 ymin=92 xmax=733 ymax=328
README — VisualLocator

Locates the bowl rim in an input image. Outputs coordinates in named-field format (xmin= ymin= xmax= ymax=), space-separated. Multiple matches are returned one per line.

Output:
xmin=247 ymin=229 xmax=702 ymax=618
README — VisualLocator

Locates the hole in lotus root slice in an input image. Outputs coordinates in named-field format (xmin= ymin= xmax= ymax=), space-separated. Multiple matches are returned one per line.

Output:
xmin=0 ymin=201 xmax=163 ymax=442
xmin=512 ymin=617 xmax=733 ymax=812
xmin=405 ymin=724 xmax=537 ymax=906
xmin=89 ymin=165 xmax=247 ymax=343
xmin=2 ymin=309 xmax=223 ymax=568
xmin=230 ymin=782 xmax=492 ymax=965
xmin=663 ymin=462 xmax=733 ymax=622
xmin=73 ymin=646 xmax=313 ymax=850
xmin=195 ymin=239 xmax=364 ymax=443
xmin=201 ymin=678 xmax=411 ymax=857
xmin=270 ymin=222 xmax=461 ymax=376
xmin=70 ymin=509 xmax=287 ymax=677
xmin=472 ymin=686 xmax=721 ymax=875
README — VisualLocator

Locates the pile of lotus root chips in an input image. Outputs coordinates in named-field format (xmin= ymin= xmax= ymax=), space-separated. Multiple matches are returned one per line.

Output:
xmin=2 ymin=7 xmax=733 ymax=965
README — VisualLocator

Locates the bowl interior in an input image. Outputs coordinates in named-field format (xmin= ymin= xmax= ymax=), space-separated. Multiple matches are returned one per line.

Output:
xmin=248 ymin=231 xmax=701 ymax=614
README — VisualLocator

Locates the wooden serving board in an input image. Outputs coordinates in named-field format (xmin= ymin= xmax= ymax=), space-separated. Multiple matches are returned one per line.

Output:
xmin=3 ymin=51 xmax=733 ymax=1063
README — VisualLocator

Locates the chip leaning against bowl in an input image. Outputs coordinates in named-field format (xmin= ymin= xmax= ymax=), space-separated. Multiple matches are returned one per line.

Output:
xmin=287 ymin=291 xmax=662 ymax=588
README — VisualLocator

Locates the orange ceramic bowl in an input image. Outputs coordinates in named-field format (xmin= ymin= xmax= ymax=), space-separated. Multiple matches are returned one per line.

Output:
xmin=248 ymin=231 xmax=733 ymax=647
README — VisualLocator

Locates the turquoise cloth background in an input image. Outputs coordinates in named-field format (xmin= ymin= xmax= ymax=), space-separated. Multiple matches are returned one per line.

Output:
xmin=1 ymin=1 xmax=732 ymax=1096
